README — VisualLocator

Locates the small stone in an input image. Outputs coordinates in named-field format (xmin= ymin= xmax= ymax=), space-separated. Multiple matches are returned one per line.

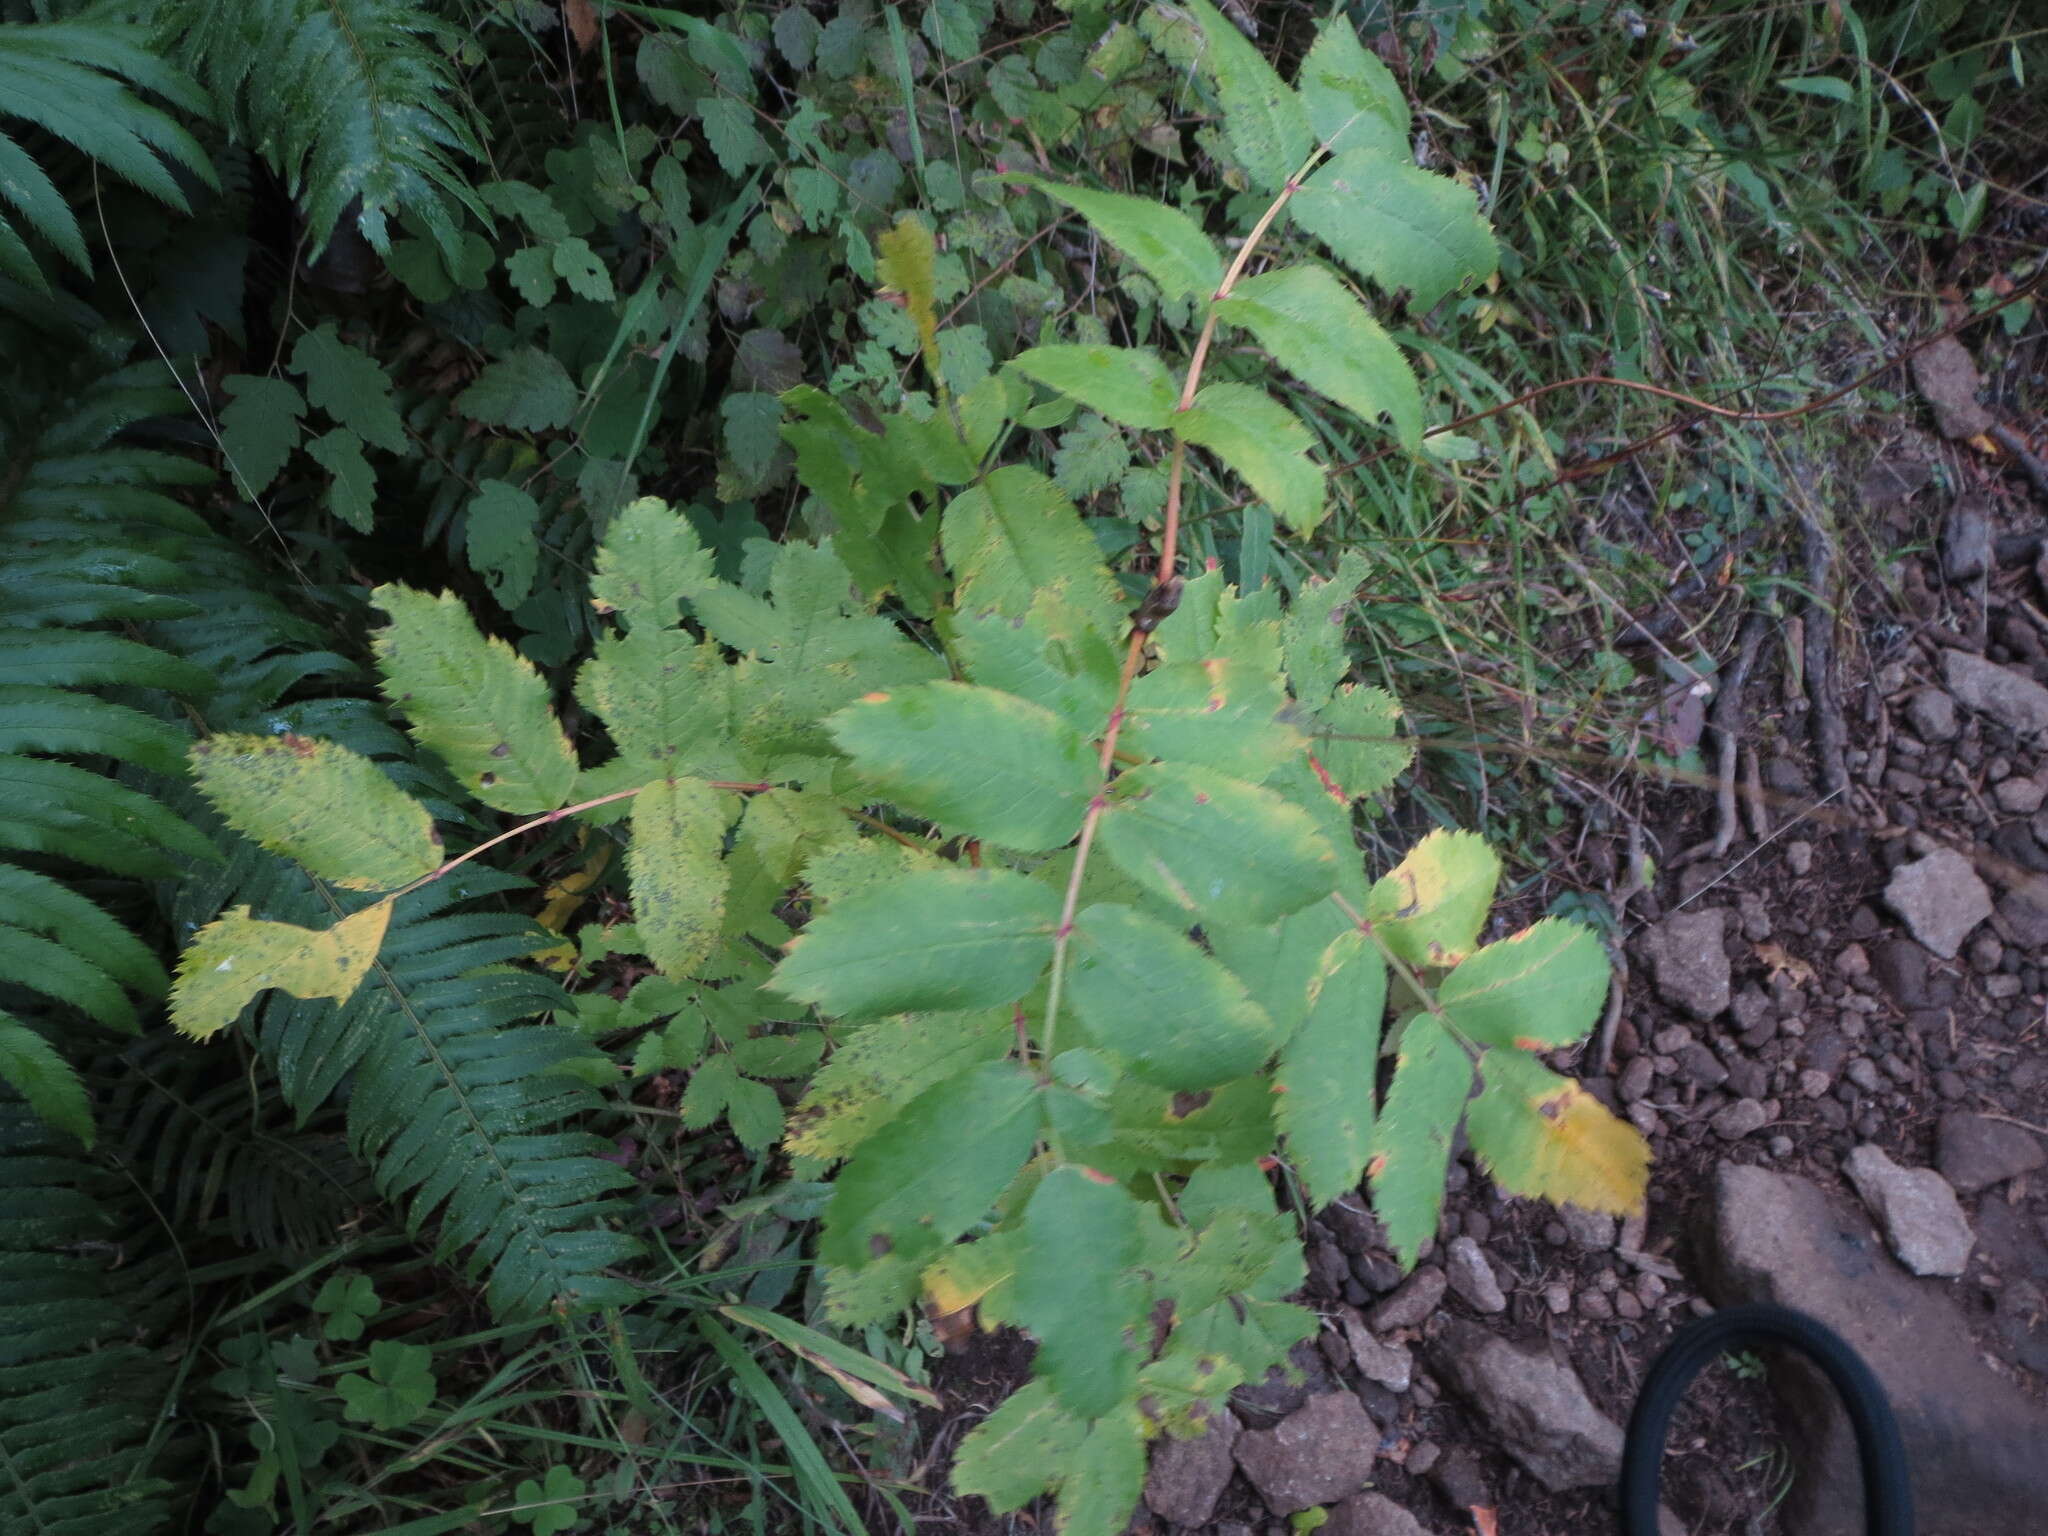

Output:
xmin=1559 ymin=1205 xmax=1617 ymax=1250
xmin=1444 ymin=1236 xmax=1507 ymax=1314
xmin=1543 ymin=1282 xmax=1571 ymax=1315
xmin=1942 ymin=497 xmax=1992 ymax=582
xmin=1846 ymin=1058 xmax=1883 ymax=1092
xmin=1726 ymin=1058 xmax=1769 ymax=1100
xmin=1937 ymin=1111 xmax=2048 ymax=1193
xmin=1986 ymin=973 xmax=2022 ymax=999
xmin=1834 ymin=943 xmax=1871 ymax=979
xmin=1652 ymin=1024 xmax=1696 ymax=1055
xmin=1788 ymin=839 xmax=1816 ymax=875
xmin=1405 ymin=1440 xmax=1441 ymax=1477
xmin=1615 ymin=1290 xmax=1644 ymax=1321
xmin=1367 ymin=1266 xmax=1445 ymax=1332
xmin=1843 ymin=1143 xmax=1975 ymax=1277
xmin=1712 ymin=1097 xmax=1769 ymax=1140
xmin=1427 ymin=1447 xmax=1489 ymax=1510
xmin=1675 ymin=1043 xmax=1730 ymax=1090
xmin=1770 ymin=1134 xmax=1795 ymax=1159
xmin=1429 ymin=1318 xmax=1625 ymax=1490
xmin=1968 ymin=932 xmax=2005 ymax=972
xmin=1945 ymin=650 xmax=2048 ymax=739
xmin=1338 ymin=1314 xmax=1412 ymax=1393
xmin=1997 ymin=776 xmax=2048 ymax=814
xmin=1997 ymin=888 xmax=2048 ymax=949
xmin=1145 ymin=1410 xmax=1243 ymax=1526
xmin=1883 ymin=848 xmax=1993 ymax=959
xmin=1233 ymin=1393 xmax=1380 ymax=1515
xmin=1578 ymin=1288 xmax=1614 ymax=1319
xmin=1640 ymin=909 xmax=1733 ymax=1019
xmin=1324 ymin=1492 xmax=1429 ymax=1536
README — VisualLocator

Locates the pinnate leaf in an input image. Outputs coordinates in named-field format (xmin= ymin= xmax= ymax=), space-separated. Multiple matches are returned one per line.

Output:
xmin=1296 ymin=20 xmax=1409 ymax=158
xmin=1180 ymin=0 xmax=1312 ymax=193
xmin=1010 ymin=345 xmax=1178 ymax=430
xmin=1067 ymin=903 xmax=1282 ymax=1089
xmin=1174 ymin=382 xmax=1325 ymax=534
xmin=0 ymin=1011 xmax=93 ymax=1145
xmin=171 ymin=900 xmax=393 ymax=1040
xmin=1012 ymin=175 xmax=1222 ymax=304
xmin=1282 ymin=549 xmax=1368 ymax=710
xmin=1293 ymin=149 xmax=1499 ymax=314
xmin=1215 ymin=265 xmax=1421 ymax=448
xmin=786 ymin=1009 xmax=1012 ymax=1161
xmin=1014 ymin=1166 xmax=1143 ymax=1419
xmin=305 ymin=428 xmax=375 ymax=533
xmin=1465 ymin=1048 xmax=1649 ymax=1216
xmin=1440 ymin=918 xmax=1608 ymax=1049
xmin=219 ymin=374 xmax=304 ymax=498
xmin=1122 ymin=657 xmax=1304 ymax=781
xmin=589 ymin=496 xmax=714 ymax=632
xmin=1367 ymin=1014 xmax=1472 ymax=1266
xmin=941 ymin=465 xmax=1123 ymax=631
xmin=372 ymin=584 xmax=580 ymax=814
xmin=773 ymin=867 xmax=1058 ymax=1018
xmin=1366 ymin=829 xmax=1499 ymax=967
xmin=292 ymin=323 xmax=406 ymax=452
xmin=631 ymin=777 xmax=730 ymax=977
xmin=829 ymin=682 xmax=1096 ymax=853
xmin=949 ymin=591 xmax=1122 ymax=738
xmin=1274 ymin=929 xmax=1386 ymax=1206
xmin=818 ymin=1060 xmax=1039 ymax=1268
xmin=191 ymin=732 xmax=441 ymax=891
xmin=1101 ymin=761 xmax=1338 ymax=925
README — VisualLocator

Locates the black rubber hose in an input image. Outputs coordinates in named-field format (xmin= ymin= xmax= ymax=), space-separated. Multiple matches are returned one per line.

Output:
xmin=1620 ymin=1302 xmax=1912 ymax=1536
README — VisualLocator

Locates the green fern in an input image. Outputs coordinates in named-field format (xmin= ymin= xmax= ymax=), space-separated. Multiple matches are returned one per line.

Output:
xmin=169 ymin=0 xmax=489 ymax=261
xmin=0 ymin=18 xmax=215 ymax=294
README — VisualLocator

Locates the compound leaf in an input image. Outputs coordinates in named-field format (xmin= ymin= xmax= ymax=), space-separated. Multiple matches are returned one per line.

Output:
xmin=1367 ymin=1013 xmax=1471 ymax=1266
xmin=1014 ymin=1166 xmax=1143 ymax=1420
xmin=1012 ymin=175 xmax=1222 ymax=304
xmin=456 ymin=347 xmax=578 ymax=433
xmin=1174 ymin=382 xmax=1324 ymax=534
xmin=877 ymin=212 xmax=940 ymax=372
xmin=1010 ymin=345 xmax=1178 ymax=431
xmin=171 ymin=900 xmax=393 ymax=1040
xmin=219 ymin=373 xmax=305 ymax=498
xmin=1366 ymin=829 xmax=1499 ymax=968
xmin=631 ymin=777 xmax=730 ymax=977
xmin=951 ymin=1379 xmax=1081 ymax=1512
xmin=1274 ymin=929 xmax=1386 ymax=1207
xmin=1296 ymin=20 xmax=1408 ymax=158
xmin=1293 ymin=148 xmax=1498 ymax=314
xmin=588 ymin=497 xmax=715 ymax=633
xmin=1466 ymin=1048 xmax=1649 ymax=1216
xmin=1181 ymin=0 xmax=1311 ymax=193
xmin=941 ymin=465 xmax=1123 ymax=630
xmin=1439 ymin=918 xmax=1609 ymax=1050
xmin=292 ymin=323 xmax=407 ymax=452
xmin=1215 ymin=265 xmax=1421 ymax=449
xmin=1310 ymin=683 xmax=1410 ymax=800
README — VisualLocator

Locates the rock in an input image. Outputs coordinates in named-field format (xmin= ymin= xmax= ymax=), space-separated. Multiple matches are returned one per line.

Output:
xmin=1675 ymin=1042 xmax=1730 ymax=1089
xmin=1787 ymin=838 xmax=1816 ymax=875
xmin=1936 ymin=1111 xmax=2047 ymax=1192
xmin=1578 ymin=1288 xmax=1613 ymax=1319
xmin=1231 ymin=1341 xmax=1327 ymax=1428
xmin=1904 ymin=688 xmax=1959 ymax=742
xmin=1145 ymin=1409 xmax=1242 ymax=1526
xmin=1912 ymin=337 xmax=1996 ymax=440
xmin=1845 ymin=1057 xmax=1882 ymax=1092
xmin=1559 ymin=1204 xmax=1617 ymax=1250
xmin=1444 ymin=1236 xmax=1506 ymax=1313
xmin=1367 ymin=1266 xmax=1445 ymax=1332
xmin=1869 ymin=938 xmax=1929 ymax=1007
xmin=1708 ymin=1162 xmax=2048 ymax=1536
xmin=1336 ymin=1311 xmax=1412 ymax=1392
xmin=1996 ymin=775 xmax=2048 ymax=814
xmin=1842 ymin=1143 xmax=1974 ymax=1276
xmin=1618 ymin=1055 xmax=1654 ymax=1102
xmin=1996 ymin=887 xmax=2048 ymax=948
xmin=1324 ymin=1492 xmax=1430 ymax=1536
xmin=1542 ymin=1281 xmax=1571 ymax=1314
xmin=1427 ymin=1447 xmax=1489 ymax=1510
xmin=1429 ymin=1318 xmax=1624 ymax=1491
xmin=1944 ymin=650 xmax=2048 ymax=740
xmin=1639 ymin=908 xmax=1732 ymax=1019
xmin=1940 ymin=497 xmax=1992 ymax=583
xmin=1405 ymin=1440 xmax=1440 ymax=1476
xmin=1883 ymin=848 xmax=1992 ymax=959
xmin=1711 ymin=1097 xmax=1768 ymax=1140
xmin=1232 ymin=1392 xmax=1379 ymax=1515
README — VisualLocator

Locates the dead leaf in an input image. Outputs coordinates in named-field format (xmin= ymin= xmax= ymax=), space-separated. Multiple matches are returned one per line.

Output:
xmin=564 ymin=0 xmax=598 ymax=52
xmin=1754 ymin=941 xmax=1815 ymax=986
xmin=1910 ymin=334 xmax=1995 ymax=440
xmin=1470 ymin=1508 xmax=1499 ymax=1536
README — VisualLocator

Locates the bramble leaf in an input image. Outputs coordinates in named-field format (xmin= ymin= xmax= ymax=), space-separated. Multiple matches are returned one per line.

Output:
xmin=631 ymin=777 xmax=730 ymax=977
xmin=191 ymin=732 xmax=441 ymax=892
xmin=304 ymin=428 xmax=375 ymax=533
xmin=830 ymin=682 xmax=1096 ymax=853
xmin=1466 ymin=1048 xmax=1649 ymax=1216
xmin=817 ymin=1060 xmax=1039 ymax=1268
xmin=1215 ymin=265 xmax=1422 ymax=449
xmin=1293 ymin=148 xmax=1499 ymax=314
xmin=219 ymin=374 xmax=305 ymax=498
xmin=467 ymin=478 xmax=540 ymax=609
xmin=171 ymin=900 xmax=393 ymax=1040
xmin=292 ymin=323 xmax=407 ymax=453
xmin=1014 ymin=1166 xmax=1143 ymax=1419
xmin=371 ymin=584 xmax=580 ymax=814
xmin=1366 ymin=829 xmax=1499 ymax=967
xmin=1367 ymin=1014 xmax=1472 ymax=1266
xmin=456 ymin=347 xmax=578 ymax=433
xmin=773 ymin=867 xmax=1059 ymax=1017
xmin=1439 ymin=918 xmax=1609 ymax=1050
xmin=1012 ymin=176 xmax=1222 ymax=304
xmin=1101 ymin=761 xmax=1339 ymax=925
xmin=1174 ymin=382 xmax=1325 ymax=534
xmin=1067 ymin=903 xmax=1282 ymax=1089
xmin=1010 ymin=345 xmax=1178 ymax=430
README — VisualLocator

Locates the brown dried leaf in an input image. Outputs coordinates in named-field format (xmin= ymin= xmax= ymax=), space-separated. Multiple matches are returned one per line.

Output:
xmin=1910 ymin=334 xmax=1994 ymax=440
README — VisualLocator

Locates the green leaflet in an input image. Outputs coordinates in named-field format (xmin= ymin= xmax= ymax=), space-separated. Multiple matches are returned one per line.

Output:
xmin=1066 ymin=903 xmax=1282 ymax=1090
xmin=291 ymin=323 xmax=407 ymax=453
xmin=940 ymin=465 xmax=1124 ymax=632
xmin=455 ymin=347 xmax=578 ymax=432
xmin=1056 ymin=1410 xmax=1148 ymax=1536
xmin=1011 ymin=175 xmax=1222 ymax=303
xmin=786 ymin=1009 xmax=1012 ymax=1162
xmin=577 ymin=630 xmax=746 ymax=784
xmin=1122 ymin=657 xmax=1304 ymax=781
xmin=817 ymin=1059 xmax=1039 ymax=1269
xmin=170 ymin=900 xmax=393 ymax=1041
xmin=950 ymin=592 xmax=1122 ymax=738
xmin=1100 ymin=761 xmax=1338 ymax=925
xmin=1439 ymin=917 xmax=1609 ymax=1049
xmin=466 ymin=479 xmax=540 ymax=609
xmin=1208 ymin=897 xmax=1352 ymax=1037
xmin=587 ymin=496 xmax=714 ymax=632
xmin=1282 ymin=549 xmax=1368 ymax=710
xmin=1014 ymin=1167 xmax=1143 ymax=1420
xmin=877 ymin=212 xmax=940 ymax=372
xmin=829 ymin=681 xmax=1096 ymax=853
xmin=1465 ymin=1048 xmax=1649 ymax=1217
xmin=1366 ymin=828 xmax=1500 ymax=968
xmin=1174 ymin=382 xmax=1325 ymax=534
xmin=1292 ymin=148 xmax=1500 ymax=314
xmin=0 ymin=923 xmax=135 ymax=1032
xmin=218 ymin=374 xmax=305 ymax=498
xmin=772 ymin=866 xmax=1058 ymax=1018
xmin=951 ymin=1379 xmax=1083 ymax=1512
xmin=1179 ymin=0 xmax=1312 ymax=193
xmin=371 ymin=584 xmax=579 ymax=815
xmin=0 ymin=1011 xmax=93 ymax=1144
xmin=191 ymin=732 xmax=442 ymax=892
xmin=304 ymin=428 xmax=375 ymax=533
xmin=1310 ymin=683 xmax=1411 ymax=801
xmin=1010 ymin=344 xmax=1179 ymax=430
xmin=1215 ymin=265 xmax=1422 ymax=449
xmin=1295 ymin=19 xmax=1409 ymax=159
xmin=1274 ymin=929 xmax=1386 ymax=1207
xmin=629 ymin=778 xmax=730 ymax=978
xmin=1368 ymin=1014 xmax=1473 ymax=1266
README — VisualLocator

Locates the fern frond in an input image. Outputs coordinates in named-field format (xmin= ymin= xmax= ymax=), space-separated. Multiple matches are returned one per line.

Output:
xmin=0 ymin=1100 xmax=179 ymax=1535
xmin=171 ymin=0 xmax=489 ymax=261
xmin=0 ymin=19 xmax=215 ymax=291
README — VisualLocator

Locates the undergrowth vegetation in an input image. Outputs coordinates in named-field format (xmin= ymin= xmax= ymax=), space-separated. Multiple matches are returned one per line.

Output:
xmin=1 ymin=0 xmax=2038 ymax=1532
